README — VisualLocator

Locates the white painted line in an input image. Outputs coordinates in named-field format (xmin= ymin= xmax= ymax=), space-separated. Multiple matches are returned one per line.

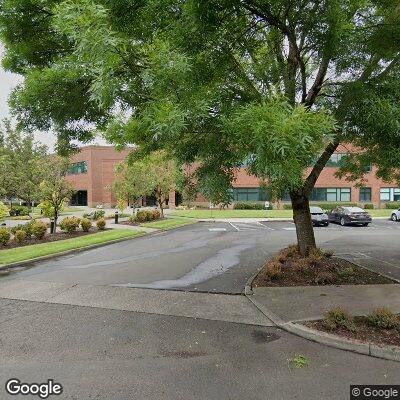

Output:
xmin=229 ymin=222 xmax=240 ymax=231
xmin=256 ymin=222 xmax=275 ymax=230
xmin=282 ymin=227 xmax=296 ymax=231
xmin=208 ymin=228 xmax=227 ymax=232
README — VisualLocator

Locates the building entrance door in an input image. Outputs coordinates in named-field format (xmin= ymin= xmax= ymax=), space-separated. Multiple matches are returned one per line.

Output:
xmin=71 ymin=191 xmax=88 ymax=206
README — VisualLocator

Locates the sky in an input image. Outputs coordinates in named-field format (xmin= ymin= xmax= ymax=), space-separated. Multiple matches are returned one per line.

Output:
xmin=0 ymin=45 xmax=107 ymax=151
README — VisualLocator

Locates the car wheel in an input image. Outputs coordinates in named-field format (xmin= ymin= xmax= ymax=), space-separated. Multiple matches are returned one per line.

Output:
xmin=362 ymin=223 xmax=369 ymax=227
xmin=391 ymin=213 xmax=398 ymax=222
xmin=340 ymin=217 xmax=346 ymax=226
xmin=324 ymin=222 xmax=329 ymax=226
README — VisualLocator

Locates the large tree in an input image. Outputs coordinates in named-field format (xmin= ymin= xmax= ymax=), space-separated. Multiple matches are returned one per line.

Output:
xmin=0 ymin=119 xmax=49 ymax=212
xmin=1 ymin=0 xmax=400 ymax=254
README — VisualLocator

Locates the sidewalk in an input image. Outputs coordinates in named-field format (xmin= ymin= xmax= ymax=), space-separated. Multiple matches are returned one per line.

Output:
xmin=250 ymin=284 xmax=400 ymax=324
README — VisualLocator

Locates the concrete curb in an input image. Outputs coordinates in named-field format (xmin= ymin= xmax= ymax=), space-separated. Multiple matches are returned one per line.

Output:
xmin=0 ymin=232 xmax=148 ymax=272
xmin=0 ymin=220 xmax=202 ymax=272
xmin=284 ymin=322 xmax=400 ymax=362
xmin=248 ymin=293 xmax=400 ymax=362
xmin=246 ymin=266 xmax=400 ymax=362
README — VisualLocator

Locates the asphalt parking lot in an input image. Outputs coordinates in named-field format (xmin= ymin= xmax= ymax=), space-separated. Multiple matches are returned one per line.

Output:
xmin=1 ymin=219 xmax=400 ymax=293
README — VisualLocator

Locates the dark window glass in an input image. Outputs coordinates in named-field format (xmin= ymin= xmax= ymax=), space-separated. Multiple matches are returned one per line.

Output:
xmin=359 ymin=187 xmax=371 ymax=202
xmin=231 ymin=188 xmax=270 ymax=202
xmin=310 ymin=188 xmax=351 ymax=202
xmin=68 ymin=161 xmax=88 ymax=175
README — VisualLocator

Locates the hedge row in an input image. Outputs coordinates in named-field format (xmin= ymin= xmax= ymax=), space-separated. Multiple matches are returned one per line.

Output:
xmin=385 ymin=202 xmax=400 ymax=209
xmin=233 ymin=202 xmax=266 ymax=210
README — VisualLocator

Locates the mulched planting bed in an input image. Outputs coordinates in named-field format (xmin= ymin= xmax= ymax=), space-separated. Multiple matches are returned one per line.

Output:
xmin=304 ymin=316 xmax=400 ymax=347
xmin=0 ymin=229 xmax=108 ymax=250
xmin=120 ymin=218 xmax=166 ymax=226
xmin=253 ymin=245 xmax=395 ymax=287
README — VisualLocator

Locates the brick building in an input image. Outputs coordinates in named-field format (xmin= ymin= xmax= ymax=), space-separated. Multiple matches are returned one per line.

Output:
xmin=66 ymin=146 xmax=132 ymax=207
xmin=189 ymin=144 xmax=400 ymax=208
xmin=67 ymin=145 xmax=399 ymax=208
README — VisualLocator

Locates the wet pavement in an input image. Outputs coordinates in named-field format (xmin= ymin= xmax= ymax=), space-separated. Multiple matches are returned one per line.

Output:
xmin=1 ymin=219 xmax=400 ymax=293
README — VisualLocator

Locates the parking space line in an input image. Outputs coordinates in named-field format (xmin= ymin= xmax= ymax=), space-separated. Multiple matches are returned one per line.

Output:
xmin=228 ymin=222 xmax=240 ymax=231
xmin=256 ymin=222 xmax=275 ymax=230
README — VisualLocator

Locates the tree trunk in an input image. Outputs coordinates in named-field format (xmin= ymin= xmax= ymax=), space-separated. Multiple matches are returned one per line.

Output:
xmin=291 ymin=191 xmax=316 ymax=256
xmin=53 ymin=214 xmax=58 ymax=234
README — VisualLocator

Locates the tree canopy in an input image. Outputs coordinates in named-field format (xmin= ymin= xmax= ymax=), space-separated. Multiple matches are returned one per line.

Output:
xmin=113 ymin=150 xmax=181 ymax=216
xmin=0 ymin=119 xmax=49 ymax=208
xmin=1 ymin=0 xmax=400 ymax=253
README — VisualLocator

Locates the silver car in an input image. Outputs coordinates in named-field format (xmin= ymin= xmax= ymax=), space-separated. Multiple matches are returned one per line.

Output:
xmin=391 ymin=209 xmax=400 ymax=221
xmin=310 ymin=206 xmax=329 ymax=226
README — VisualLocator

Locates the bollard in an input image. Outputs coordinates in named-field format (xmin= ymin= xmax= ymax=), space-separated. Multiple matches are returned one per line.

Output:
xmin=114 ymin=210 xmax=119 ymax=224
xmin=50 ymin=221 xmax=55 ymax=234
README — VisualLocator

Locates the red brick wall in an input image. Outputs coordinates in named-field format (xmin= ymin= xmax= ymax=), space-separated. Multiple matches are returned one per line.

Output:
xmin=66 ymin=146 xmax=132 ymax=207
xmin=187 ymin=145 xmax=399 ymax=207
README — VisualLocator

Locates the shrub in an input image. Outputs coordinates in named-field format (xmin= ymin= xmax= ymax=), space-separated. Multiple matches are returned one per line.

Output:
xmin=0 ymin=202 xmax=9 ymax=219
xmin=60 ymin=217 xmax=81 ymax=233
xmin=31 ymin=221 xmax=48 ymax=240
xmin=93 ymin=210 xmax=105 ymax=220
xmin=81 ymin=218 xmax=92 ymax=232
xmin=283 ymin=203 xmax=293 ymax=210
xmin=152 ymin=210 xmax=161 ymax=220
xmin=367 ymin=307 xmax=399 ymax=329
xmin=14 ymin=230 xmax=27 ymax=243
xmin=10 ymin=221 xmax=35 ymax=238
xmin=363 ymin=203 xmax=374 ymax=209
xmin=145 ymin=210 xmax=154 ymax=221
xmin=324 ymin=307 xmax=355 ymax=332
xmin=385 ymin=202 xmax=400 ymax=209
xmin=265 ymin=261 xmax=283 ymax=280
xmin=135 ymin=210 xmax=148 ymax=223
xmin=9 ymin=205 xmax=30 ymax=216
xmin=96 ymin=218 xmax=106 ymax=230
xmin=233 ymin=202 xmax=265 ymax=210
xmin=0 ymin=228 xmax=11 ymax=245
xmin=128 ymin=215 xmax=138 ymax=223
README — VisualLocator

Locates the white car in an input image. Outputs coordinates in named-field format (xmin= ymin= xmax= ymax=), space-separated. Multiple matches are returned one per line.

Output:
xmin=391 ymin=209 xmax=400 ymax=221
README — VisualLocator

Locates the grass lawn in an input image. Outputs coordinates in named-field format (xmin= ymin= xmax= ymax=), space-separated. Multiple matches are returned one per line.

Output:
xmin=0 ymin=229 xmax=145 ymax=266
xmin=368 ymin=209 xmax=393 ymax=217
xmin=140 ymin=217 xmax=198 ymax=230
xmin=172 ymin=209 xmax=294 ymax=219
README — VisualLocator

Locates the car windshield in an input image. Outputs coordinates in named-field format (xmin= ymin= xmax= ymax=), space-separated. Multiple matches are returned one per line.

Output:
xmin=310 ymin=207 xmax=323 ymax=213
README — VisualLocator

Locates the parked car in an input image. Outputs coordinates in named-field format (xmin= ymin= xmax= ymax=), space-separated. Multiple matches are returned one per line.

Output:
xmin=327 ymin=206 xmax=372 ymax=226
xmin=310 ymin=206 xmax=329 ymax=226
xmin=391 ymin=209 xmax=400 ymax=221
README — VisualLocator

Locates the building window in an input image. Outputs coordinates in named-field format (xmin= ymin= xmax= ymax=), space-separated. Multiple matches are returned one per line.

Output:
xmin=68 ymin=161 xmax=88 ymax=175
xmin=325 ymin=153 xmax=350 ymax=167
xmin=359 ymin=187 xmax=372 ymax=202
xmin=380 ymin=188 xmax=400 ymax=201
xmin=231 ymin=187 xmax=270 ymax=202
xmin=310 ymin=188 xmax=351 ymax=202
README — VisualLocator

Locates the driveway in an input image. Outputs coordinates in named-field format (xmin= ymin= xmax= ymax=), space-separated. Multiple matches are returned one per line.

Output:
xmin=1 ymin=220 xmax=400 ymax=399
xmin=0 ymin=298 xmax=399 ymax=400
xmin=2 ymin=219 xmax=400 ymax=293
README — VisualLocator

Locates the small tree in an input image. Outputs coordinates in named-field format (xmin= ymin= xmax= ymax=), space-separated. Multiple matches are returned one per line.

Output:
xmin=39 ymin=157 xmax=75 ymax=234
xmin=145 ymin=151 xmax=181 ymax=217
xmin=112 ymin=150 xmax=181 ymax=217
xmin=0 ymin=202 xmax=9 ymax=220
